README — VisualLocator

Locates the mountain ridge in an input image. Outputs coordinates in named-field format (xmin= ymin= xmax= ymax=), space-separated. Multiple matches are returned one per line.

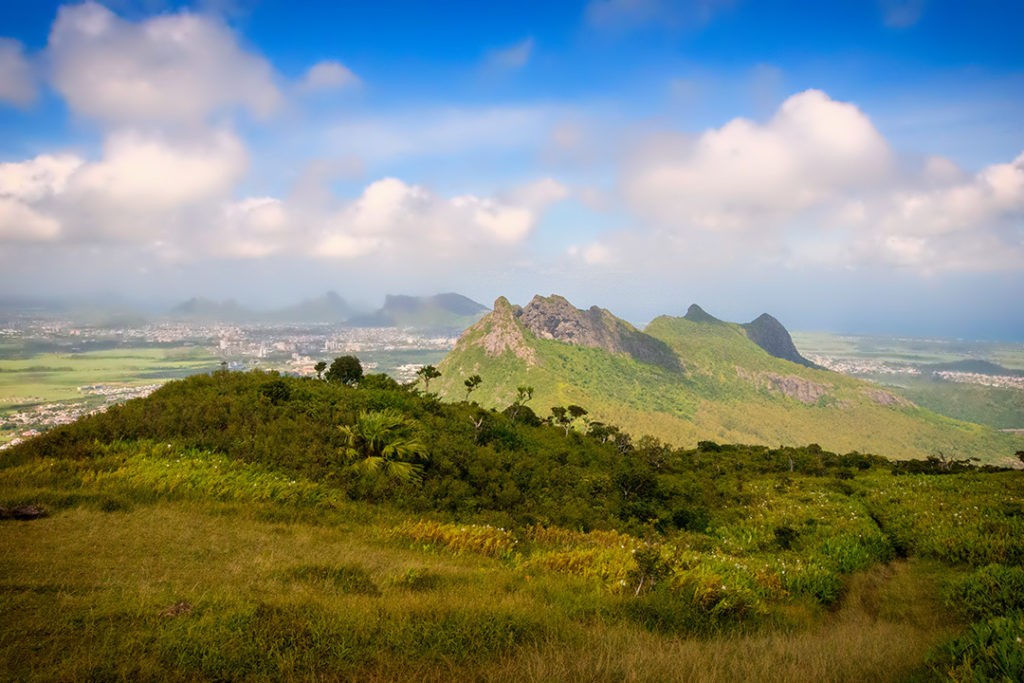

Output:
xmin=436 ymin=293 xmax=1021 ymax=464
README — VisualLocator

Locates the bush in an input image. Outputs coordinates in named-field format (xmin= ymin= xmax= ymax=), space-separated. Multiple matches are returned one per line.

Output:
xmin=926 ymin=613 xmax=1024 ymax=681
xmin=946 ymin=564 xmax=1024 ymax=621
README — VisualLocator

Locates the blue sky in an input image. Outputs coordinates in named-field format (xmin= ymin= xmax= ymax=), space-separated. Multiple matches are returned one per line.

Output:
xmin=0 ymin=0 xmax=1022 ymax=338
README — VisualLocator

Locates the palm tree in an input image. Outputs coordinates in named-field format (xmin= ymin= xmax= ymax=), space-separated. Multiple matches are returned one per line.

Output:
xmin=338 ymin=409 xmax=428 ymax=483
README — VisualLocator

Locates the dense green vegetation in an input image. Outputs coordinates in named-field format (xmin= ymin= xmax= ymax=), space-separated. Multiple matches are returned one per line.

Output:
xmin=2 ymin=368 xmax=1022 ymax=680
xmin=869 ymin=375 xmax=1024 ymax=430
xmin=436 ymin=310 xmax=1023 ymax=465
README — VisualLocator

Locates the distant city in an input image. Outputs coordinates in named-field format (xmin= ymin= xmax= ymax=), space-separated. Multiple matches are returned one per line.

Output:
xmin=0 ymin=313 xmax=459 ymax=449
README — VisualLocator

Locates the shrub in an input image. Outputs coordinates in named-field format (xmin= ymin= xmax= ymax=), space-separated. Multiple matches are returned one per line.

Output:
xmin=945 ymin=564 xmax=1024 ymax=621
xmin=926 ymin=614 xmax=1024 ymax=682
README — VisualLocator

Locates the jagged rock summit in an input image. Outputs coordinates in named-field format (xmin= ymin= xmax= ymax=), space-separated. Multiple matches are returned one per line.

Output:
xmin=742 ymin=313 xmax=817 ymax=368
xmin=459 ymin=294 xmax=681 ymax=371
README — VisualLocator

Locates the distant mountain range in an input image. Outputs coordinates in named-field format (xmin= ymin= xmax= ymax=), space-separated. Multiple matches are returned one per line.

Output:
xmin=435 ymin=294 xmax=1019 ymax=464
xmin=166 ymin=292 xmax=488 ymax=330
xmin=347 ymin=293 xmax=489 ymax=330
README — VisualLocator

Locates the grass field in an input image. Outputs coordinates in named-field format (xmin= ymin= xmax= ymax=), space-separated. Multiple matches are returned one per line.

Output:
xmin=0 ymin=347 xmax=218 ymax=406
xmin=791 ymin=331 xmax=1024 ymax=369
xmin=2 ymin=436 xmax=1021 ymax=681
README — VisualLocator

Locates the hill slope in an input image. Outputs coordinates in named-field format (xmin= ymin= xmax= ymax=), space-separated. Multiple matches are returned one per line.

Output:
xmin=436 ymin=295 xmax=1021 ymax=464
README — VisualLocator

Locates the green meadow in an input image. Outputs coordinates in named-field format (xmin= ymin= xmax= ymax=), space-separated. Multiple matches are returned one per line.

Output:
xmin=1 ymin=371 xmax=1022 ymax=681
xmin=0 ymin=347 xmax=218 ymax=405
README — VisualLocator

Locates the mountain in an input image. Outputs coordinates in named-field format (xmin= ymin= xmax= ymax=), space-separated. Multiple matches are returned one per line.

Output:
xmin=436 ymin=294 xmax=1021 ymax=464
xmin=515 ymin=295 xmax=680 ymax=371
xmin=742 ymin=312 xmax=818 ymax=367
xmin=168 ymin=297 xmax=256 ymax=322
xmin=268 ymin=291 xmax=354 ymax=324
xmin=348 ymin=293 xmax=489 ymax=330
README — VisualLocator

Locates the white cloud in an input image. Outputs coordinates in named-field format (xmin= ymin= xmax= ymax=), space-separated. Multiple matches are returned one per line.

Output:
xmin=485 ymin=37 xmax=534 ymax=70
xmin=0 ymin=154 xmax=83 ymax=202
xmin=312 ymin=177 xmax=564 ymax=261
xmin=625 ymin=89 xmax=892 ymax=230
xmin=0 ymin=39 xmax=36 ymax=106
xmin=0 ymin=198 xmax=61 ymax=242
xmin=0 ymin=128 xmax=247 ymax=247
xmin=48 ymin=1 xmax=281 ymax=125
xmin=298 ymin=60 xmax=360 ymax=92
xmin=570 ymin=242 xmax=614 ymax=265
xmin=607 ymin=90 xmax=1024 ymax=275
xmin=216 ymin=197 xmax=289 ymax=258
xmin=71 ymin=129 xmax=247 ymax=212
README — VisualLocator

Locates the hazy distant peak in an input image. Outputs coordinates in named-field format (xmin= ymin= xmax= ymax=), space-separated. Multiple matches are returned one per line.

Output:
xmin=349 ymin=292 xmax=488 ymax=330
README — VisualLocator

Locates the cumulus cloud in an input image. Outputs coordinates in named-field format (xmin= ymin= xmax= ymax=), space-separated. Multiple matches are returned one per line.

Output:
xmin=0 ymin=154 xmax=83 ymax=242
xmin=625 ymin=89 xmax=892 ymax=231
xmin=311 ymin=177 xmax=565 ymax=260
xmin=0 ymin=198 xmax=61 ymax=242
xmin=71 ymin=129 xmax=247 ymax=213
xmin=855 ymin=152 xmax=1024 ymax=270
xmin=298 ymin=60 xmax=360 ymax=92
xmin=48 ymin=1 xmax=281 ymax=125
xmin=0 ymin=154 xmax=83 ymax=202
xmin=484 ymin=37 xmax=534 ymax=70
xmin=217 ymin=197 xmax=289 ymax=258
xmin=0 ymin=39 xmax=36 ymax=106
xmin=0 ymin=128 xmax=247 ymax=246
xmin=608 ymin=89 xmax=1023 ymax=274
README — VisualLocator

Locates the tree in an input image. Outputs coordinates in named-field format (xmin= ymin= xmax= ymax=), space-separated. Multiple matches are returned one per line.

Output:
xmin=550 ymin=404 xmax=588 ymax=436
xmin=463 ymin=374 xmax=482 ymax=401
xmin=338 ymin=409 xmax=428 ymax=483
xmin=258 ymin=378 xmax=290 ymax=405
xmin=325 ymin=355 xmax=363 ymax=385
xmin=314 ymin=361 xmax=327 ymax=380
xmin=507 ymin=385 xmax=533 ymax=420
xmin=416 ymin=365 xmax=441 ymax=393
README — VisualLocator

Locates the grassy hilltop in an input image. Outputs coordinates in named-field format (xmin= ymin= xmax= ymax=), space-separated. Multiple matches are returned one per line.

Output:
xmin=2 ymin=368 xmax=1023 ymax=681
xmin=435 ymin=295 xmax=1023 ymax=466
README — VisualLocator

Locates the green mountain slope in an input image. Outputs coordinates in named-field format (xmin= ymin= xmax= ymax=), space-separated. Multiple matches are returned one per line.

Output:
xmin=436 ymin=296 xmax=1022 ymax=465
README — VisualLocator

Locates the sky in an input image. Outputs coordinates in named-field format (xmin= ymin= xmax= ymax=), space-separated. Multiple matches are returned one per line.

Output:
xmin=0 ymin=0 xmax=1022 ymax=339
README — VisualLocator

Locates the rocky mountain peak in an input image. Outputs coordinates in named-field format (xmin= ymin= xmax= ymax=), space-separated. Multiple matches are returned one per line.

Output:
xmin=514 ymin=294 xmax=681 ymax=371
xmin=458 ymin=296 xmax=536 ymax=364
xmin=742 ymin=313 xmax=816 ymax=368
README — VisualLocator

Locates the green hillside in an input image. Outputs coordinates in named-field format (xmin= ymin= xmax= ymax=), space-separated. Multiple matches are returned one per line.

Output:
xmin=436 ymin=296 xmax=1022 ymax=465
xmin=2 ymin=368 xmax=1022 ymax=680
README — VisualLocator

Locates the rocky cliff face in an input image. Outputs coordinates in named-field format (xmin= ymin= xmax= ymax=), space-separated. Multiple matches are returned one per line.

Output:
xmin=458 ymin=296 xmax=537 ymax=364
xmin=459 ymin=295 xmax=681 ymax=371
xmin=515 ymin=295 xmax=681 ymax=371
xmin=742 ymin=313 xmax=817 ymax=368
